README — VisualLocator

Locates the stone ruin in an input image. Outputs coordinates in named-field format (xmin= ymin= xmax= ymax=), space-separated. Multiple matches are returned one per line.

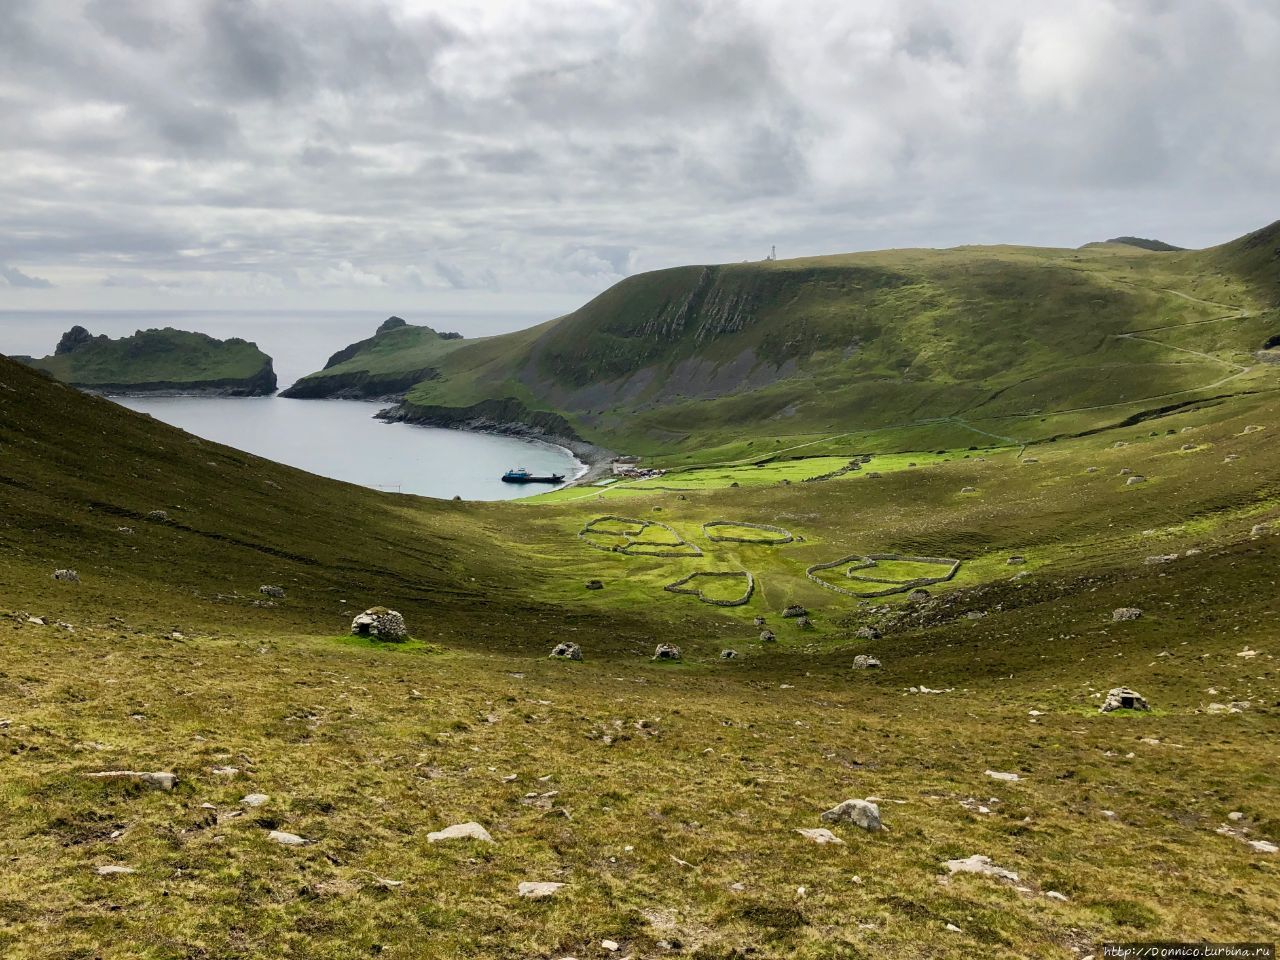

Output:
xmin=1112 ymin=607 xmax=1143 ymax=622
xmin=720 ymin=649 xmax=740 ymax=660
xmin=760 ymin=629 xmax=776 ymax=643
xmin=350 ymin=606 xmax=408 ymax=642
xmin=852 ymin=654 xmax=881 ymax=669
xmin=52 ymin=569 xmax=80 ymax=583
xmin=663 ymin=570 xmax=754 ymax=607
xmin=782 ymin=604 xmax=807 ymax=618
xmin=1100 ymin=686 xmax=1149 ymax=712
xmin=653 ymin=643 xmax=682 ymax=661
xmin=550 ymin=641 xmax=583 ymax=661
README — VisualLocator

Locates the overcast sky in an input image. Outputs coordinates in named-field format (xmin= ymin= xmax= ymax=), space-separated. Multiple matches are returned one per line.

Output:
xmin=1 ymin=0 xmax=1277 ymax=316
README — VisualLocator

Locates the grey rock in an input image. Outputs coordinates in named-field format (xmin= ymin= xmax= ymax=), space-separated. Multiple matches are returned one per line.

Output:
xmin=268 ymin=830 xmax=310 ymax=846
xmin=1126 ymin=475 xmax=1147 ymax=485
xmin=1100 ymin=686 xmax=1149 ymax=712
xmin=944 ymin=854 xmax=1019 ymax=883
xmin=259 ymin=585 xmax=286 ymax=598
xmin=550 ymin=641 xmax=583 ymax=661
xmin=820 ymin=798 xmax=882 ymax=832
xmin=855 ymin=625 xmax=881 ymax=640
xmin=1006 ymin=556 xmax=1026 ymax=565
xmin=653 ymin=643 xmax=682 ymax=661
xmin=782 ymin=604 xmax=807 ymax=618
xmin=1112 ymin=607 xmax=1143 ymax=622
xmin=852 ymin=654 xmax=881 ymax=669
xmin=240 ymin=793 xmax=270 ymax=807
xmin=147 ymin=510 xmax=169 ymax=521
xmin=720 ymin=649 xmax=740 ymax=659
xmin=518 ymin=880 xmax=565 ymax=899
xmin=796 ymin=827 xmax=844 ymax=845
xmin=85 ymin=770 xmax=177 ymax=791
xmin=350 ymin=607 xmax=408 ymax=642
xmin=759 ymin=629 xmax=776 ymax=643
xmin=585 ymin=579 xmax=604 ymax=590
xmin=95 ymin=865 xmax=136 ymax=876
xmin=52 ymin=568 xmax=80 ymax=583
xmin=427 ymin=822 xmax=494 ymax=844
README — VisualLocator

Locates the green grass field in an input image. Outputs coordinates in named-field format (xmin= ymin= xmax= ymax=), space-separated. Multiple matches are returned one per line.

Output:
xmin=2 ymin=226 xmax=1279 ymax=957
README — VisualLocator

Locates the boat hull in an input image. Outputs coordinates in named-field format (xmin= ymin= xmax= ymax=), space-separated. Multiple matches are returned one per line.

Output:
xmin=501 ymin=474 xmax=565 ymax=484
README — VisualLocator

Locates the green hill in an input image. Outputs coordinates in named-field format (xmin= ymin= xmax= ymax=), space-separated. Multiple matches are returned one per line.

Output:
xmin=1097 ymin=236 xmax=1186 ymax=252
xmin=280 ymin=316 xmax=469 ymax=398
xmin=4 ymin=330 xmax=1280 ymax=956
xmin=20 ymin=325 xmax=276 ymax=396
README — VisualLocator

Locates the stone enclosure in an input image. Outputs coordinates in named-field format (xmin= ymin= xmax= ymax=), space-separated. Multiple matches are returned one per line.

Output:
xmin=806 ymin=553 xmax=961 ymax=598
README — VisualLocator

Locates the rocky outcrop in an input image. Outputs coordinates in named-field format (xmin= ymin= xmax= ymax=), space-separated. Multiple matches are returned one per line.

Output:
xmin=280 ymin=366 xmax=439 ymax=400
xmin=350 ymin=607 xmax=408 ymax=641
xmin=1100 ymin=686 xmax=1149 ymax=712
xmin=377 ymin=396 xmax=583 ymax=445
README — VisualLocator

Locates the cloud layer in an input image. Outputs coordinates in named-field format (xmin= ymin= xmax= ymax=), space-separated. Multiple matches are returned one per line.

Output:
xmin=1 ymin=0 xmax=1277 ymax=310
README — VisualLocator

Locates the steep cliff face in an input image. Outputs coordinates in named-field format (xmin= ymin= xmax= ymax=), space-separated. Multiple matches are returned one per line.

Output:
xmin=22 ymin=328 xmax=277 ymax=396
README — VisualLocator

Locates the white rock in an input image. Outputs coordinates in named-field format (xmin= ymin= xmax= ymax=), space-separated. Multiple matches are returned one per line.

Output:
xmin=210 ymin=765 xmax=239 ymax=776
xmin=427 ymin=822 xmax=494 ymax=844
xmin=796 ymin=827 xmax=845 ymax=845
xmin=268 ymin=830 xmax=310 ymax=846
xmin=943 ymin=854 xmax=1019 ymax=883
xmin=820 ymin=798 xmax=883 ymax=831
xmin=601 ymin=941 xmax=619 ymax=952
xmin=985 ymin=770 xmax=1021 ymax=782
xmin=95 ymin=865 xmax=136 ymax=876
xmin=945 ymin=923 xmax=962 ymax=932
xmin=241 ymin=793 xmax=269 ymax=807
xmin=518 ymin=881 xmax=565 ymax=899
xmin=1045 ymin=891 xmax=1070 ymax=902
xmin=1248 ymin=839 xmax=1278 ymax=854
xmin=1228 ymin=811 xmax=1244 ymax=821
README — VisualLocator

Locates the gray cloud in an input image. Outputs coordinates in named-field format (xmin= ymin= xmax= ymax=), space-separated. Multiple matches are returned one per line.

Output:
xmin=0 ymin=263 xmax=54 ymax=288
xmin=0 ymin=0 xmax=1276 ymax=312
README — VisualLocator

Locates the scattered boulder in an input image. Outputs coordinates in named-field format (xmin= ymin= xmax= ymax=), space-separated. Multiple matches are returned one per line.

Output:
xmin=85 ymin=770 xmax=177 ymax=791
xmin=796 ymin=827 xmax=844 ymax=845
xmin=268 ymin=830 xmax=311 ymax=846
xmin=653 ymin=643 xmax=682 ymax=661
xmin=350 ymin=607 xmax=408 ymax=642
xmin=259 ymin=585 xmax=285 ymax=599
xmin=1251 ymin=524 xmax=1269 ymax=537
xmin=1181 ymin=443 xmax=1197 ymax=452
xmin=95 ymin=865 xmax=136 ymax=876
xmin=720 ymin=649 xmax=740 ymax=660
xmin=820 ymin=798 xmax=882 ymax=832
xmin=907 ymin=589 xmax=930 ymax=603
xmin=1112 ymin=607 xmax=1143 ymax=622
xmin=1126 ymin=475 xmax=1147 ymax=485
xmin=427 ymin=822 xmax=494 ymax=844
xmin=960 ymin=486 xmax=976 ymax=494
xmin=147 ymin=510 xmax=169 ymax=521
xmin=52 ymin=568 xmax=80 ymax=583
xmin=795 ymin=616 xmax=813 ymax=629
xmin=1100 ymin=687 xmax=1150 ymax=712
xmin=585 ymin=579 xmax=604 ymax=590
xmin=852 ymin=655 xmax=881 ymax=669
xmin=1006 ymin=556 xmax=1026 ymax=566
xmin=549 ymin=642 xmax=583 ymax=661
xmin=782 ymin=604 xmax=807 ymax=618
xmin=943 ymin=854 xmax=1019 ymax=883
xmin=518 ymin=881 xmax=565 ymax=899
xmin=855 ymin=625 xmax=880 ymax=640
xmin=241 ymin=793 xmax=269 ymax=807
xmin=1086 ymin=466 xmax=1099 ymax=473
xmin=753 ymin=616 xmax=766 ymax=627
xmin=759 ymin=629 xmax=776 ymax=643
xmin=984 ymin=770 xmax=1021 ymax=782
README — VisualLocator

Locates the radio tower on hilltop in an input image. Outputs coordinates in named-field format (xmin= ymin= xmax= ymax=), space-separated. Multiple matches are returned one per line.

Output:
xmin=766 ymin=244 xmax=776 ymax=261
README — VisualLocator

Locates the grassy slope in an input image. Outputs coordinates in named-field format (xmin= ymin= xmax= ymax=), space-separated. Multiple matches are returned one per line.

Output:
xmin=25 ymin=328 xmax=273 ymax=387
xmin=368 ymin=227 xmax=1280 ymax=456
xmin=2 ymin=349 xmax=1278 ymax=957
xmin=298 ymin=324 xmax=472 ymax=379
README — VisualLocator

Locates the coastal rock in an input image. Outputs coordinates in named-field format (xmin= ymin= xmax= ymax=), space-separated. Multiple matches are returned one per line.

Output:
xmin=1100 ymin=687 xmax=1149 ymax=712
xmin=550 ymin=642 xmax=583 ymax=661
xmin=820 ymin=798 xmax=882 ymax=831
xmin=350 ymin=607 xmax=408 ymax=642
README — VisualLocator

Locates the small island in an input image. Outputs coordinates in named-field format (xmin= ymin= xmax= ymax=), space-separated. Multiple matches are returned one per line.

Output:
xmin=280 ymin=316 xmax=466 ymax=400
xmin=19 ymin=325 xmax=277 ymax=396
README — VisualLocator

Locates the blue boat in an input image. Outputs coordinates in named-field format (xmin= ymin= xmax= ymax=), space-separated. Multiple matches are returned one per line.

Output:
xmin=501 ymin=466 xmax=565 ymax=485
